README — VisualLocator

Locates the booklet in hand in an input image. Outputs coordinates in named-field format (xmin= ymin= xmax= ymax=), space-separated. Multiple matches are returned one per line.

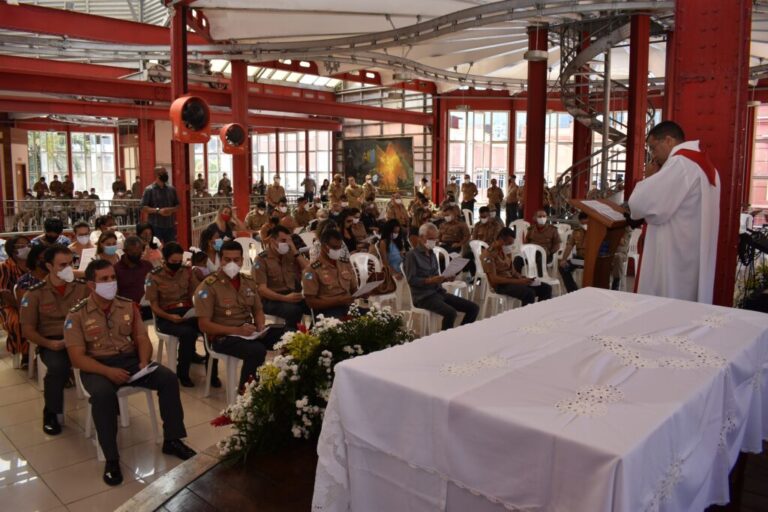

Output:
xmin=128 ymin=361 xmax=159 ymax=383
xmin=234 ymin=323 xmax=285 ymax=341
xmin=353 ymin=280 xmax=384 ymax=298
xmin=441 ymin=257 xmax=469 ymax=278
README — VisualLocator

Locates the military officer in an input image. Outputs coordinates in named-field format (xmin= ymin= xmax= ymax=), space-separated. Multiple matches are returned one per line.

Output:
xmin=559 ymin=212 xmax=588 ymax=293
xmin=445 ymin=176 xmax=458 ymax=202
xmin=482 ymin=228 xmax=551 ymax=305
xmin=145 ymin=242 xmax=202 ymax=386
xmin=266 ymin=176 xmax=286 ymax=213
xmin=252 ymin=225 xmax=309 ymax=330
xmin=487 ymin=178 xmax=504 ymax=217
xmin=293 ymin=197 xmax=314 ymax=228
xmin=301 ymin=229 xmax=360 ymax=319
xmin=194 ymin=240 xmax=282 ymax=389
xmin=505 ymin=175 xmax=520 ymax=225
xmin=245 ymin=201 xmax=269 ymax=236
xmin=471 ymin=206 xmax=503 ymax=245
xmin=519 ymin=210 xmax=561 ymax=276
xmin=329 ymin=174 xmax=345 ymax=203
xmin=65 ymin=259 xmax=195 ymax=486
xmin=345 ymin=176 xmax=364 ymax=209
xmin=438 ymin=205 xmax=470 ymax=253
xmin=362 ymin=174 xmax=376 ymax=200
xmin=460 ymin=174 xmax=478 ymax=213
xmin=20 ymin=245 xmax=89 ymax=435
xmin=386 ymin=192 xmax=409 ymax=228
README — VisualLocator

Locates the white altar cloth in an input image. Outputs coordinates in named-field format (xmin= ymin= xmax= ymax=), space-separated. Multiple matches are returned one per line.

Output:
xmin=312 ymin=288 xmax=768 ymax=512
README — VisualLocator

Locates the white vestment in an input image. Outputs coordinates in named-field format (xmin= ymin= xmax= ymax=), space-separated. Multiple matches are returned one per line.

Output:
xmin=627 ymin=140 xmax=720 ymax=303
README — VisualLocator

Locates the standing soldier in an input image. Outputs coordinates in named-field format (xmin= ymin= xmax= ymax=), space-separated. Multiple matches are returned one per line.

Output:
xmin=300 ymin=175 xmax=317 ymax=202
xmin=65 ymin=259 xmax=195 ymax=486
xmin=505 ymin=175 xmax=519 ymax=226
xmin=329 ymin=174 xmax=345 ymax=203
xmin=34 ymin=176 xmax=49 ymax=198
xmin=61 ymin=175 xmax=75 ymax=198
xmin=460 ymin=174 xmax=478 ymax=215
xmin=193 ymin=173 xmax=207 ymax=194
xmin=345 ymin=176 xmax=364 ymax=209
xmin=266 ymin=176 xmax=285 ymax=214
xmin=217 ymin=173 xmax=232 ymax=195
xmin=362 ymin=174 xmax=376 ymax=200
xmin=111 ymin=177 xmax=127 ymax=197
xmin=445 ymin=176 xmax=458 ymax=203
xmin=487 ymin=178 xmax=504 ymax=218
xmin=20 ymin=246 xmax=89 ymax=435
xmin=49 ymin=175 xmax=64 ymax=196
xmin=131 ymin=176 xmax=142 ymax=199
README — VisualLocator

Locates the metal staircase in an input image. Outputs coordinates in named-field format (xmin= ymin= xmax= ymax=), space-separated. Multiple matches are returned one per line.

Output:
xmin=552 ymin=17 xmax=657 ymax=218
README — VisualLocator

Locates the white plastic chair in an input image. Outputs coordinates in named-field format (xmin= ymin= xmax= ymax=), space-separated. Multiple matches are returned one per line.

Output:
xmin=75 ymin=369 xmax=160 ymax=462
xmin=298 ymin=231 xmax=316 ymax=248
xmin=462 ymin=208 xmax=473 ymax=226
xmin=510 ymin=220 xmax=530 ymax=251
xmin=203 ymin=333 xmax=240 ymax=405
xmin=519 ymin=243 xmax=562 ymax=297
xmin=473 ymin=259 xmax=519 ymax=319
xmin=432 ymin=246 xmax=469 ymax=298
xmin=152 ymin=312 xmax=179 ymax=373
xmin=627 ymin=228 xmax=642 ymax=276
xmin=349 ymin=252 xmax=398 ymax=309
xmin=399 ymin=263 xmax=441 ymax=337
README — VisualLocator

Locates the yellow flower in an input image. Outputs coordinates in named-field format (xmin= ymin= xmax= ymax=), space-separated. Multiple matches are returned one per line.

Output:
xmin=257 ymin=364 xmax=281 ymax=391
xmin=285 ymin=333 xmax=321 ymax=362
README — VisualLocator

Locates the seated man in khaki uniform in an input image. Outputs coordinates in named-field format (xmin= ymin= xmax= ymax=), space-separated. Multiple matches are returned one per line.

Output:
xmin=518 ymin=209 xmax=560 ymax=276
xmin=293 ymin=197 xmax=314 ymax=228
xmin=194 ymin=241 xmax=283 ymax=390
xmin=244 ymin=201 xmax=269 ymax=236
xmin=471 ymin=206 xmax=503 ymax=245
xmin=438 ymin=205 xmax=470 ymax=253
xmin=301 ymin=229 xmax=359 ymax=319
xmin=559 ymin=212 xmax=588 ymax=293
xmin=482 ymin=228 xmax=551 ymax=305
xmin=65 ymin=259 xmax=194 ymax=487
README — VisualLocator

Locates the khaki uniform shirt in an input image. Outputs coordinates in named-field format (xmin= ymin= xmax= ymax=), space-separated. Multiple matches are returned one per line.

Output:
xmin=345 ymin=185 xmax=364 ymax=209
xmin=505 ymin=183 xmax=519 ymax=203
xmin=244 ymin=209 xmax=269 ymax=232
xmin=471 ymin=221 xmax=502 ymax=245
xmin=563 ymin=227 xmax=587 ymax=260
xmin=193 ymin=271 xmax=263 ymax=330
xmin=481 ymin=247 xmax=523 ymax=290
xmin=252 ymin=248 xmax=299 ymax=294
xmin=193 ymin=178 xmax=206 ymax=192
xmin=49 ymin=180 xmax=63 ymax=195
xmin=518 ymin=185 xmax=526 ymax=207
xmin=386 ymin=202 xmax=409 ymax=227
xmin=487 ymin=186 xmax=504 ymax=207
xmin=294 ymin=208 xmax=313 ymax=228
xmin=445 ymin=183 xmax=458 ymax=200
xmin=363 ymin=182 xmax=376 ymax=199
xmin=64 ymin=295 xmax=147 ymax=359
xmin=145 ymin=266 xmax=199 ymax=311
xmin=266 ymin=184 xmax=285 ymax=206
xmin=543 ymin=187 xmax=553 ymax=206
xmin=20 ymin=277 xmax=90 ymax=338
xmin=62 ymin=180 xmax=75 ymax=197
xmin=351 ymin=222 xmax=368 ymax=244
xmin=301 ymin=254 xmax=357 ymax=300
xmin=329 ymin=182 xmax=345 ymax=202
xmin=461 ymin=182 xmax=478 ymax=202
xmin=525 ymin=225 xmax=560 ymax=256
xmin=439 ymin=220 xmax=470 ymax=246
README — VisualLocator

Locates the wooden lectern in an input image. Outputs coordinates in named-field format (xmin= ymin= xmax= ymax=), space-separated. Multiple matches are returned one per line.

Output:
xmin=568 ymin=199 xmax=628 ymax=289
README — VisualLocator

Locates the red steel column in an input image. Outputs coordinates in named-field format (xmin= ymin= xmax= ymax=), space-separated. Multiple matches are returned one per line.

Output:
xmin=572 ymin=32 xmax=592 ymax=199
xmin=304 ymin=130 xmax=310 ymax=179
xmin=743 ymin=106 xmax=756 ymax=205
xmin=137 ymin=119 xmax=155 ymax=188
xmin=113 ymin=127 xmax=122 ymax=181
xmin=433 ymin=96 xmax=447 ymax=202
xmin=230 ymin=60 xmax=250 ymax=222
xmin=65 ymin=127 xmax=73 ymax=182
xmin=663 ymin=31 xmax=675 ymax=119
xmin=624 ymin=15 xmax=650 ymax=198
xmin=275 ymin=129 xmax=280 ymax=177
xmin=170 ymin=3 xmax=191 ymax=247
xmin=524 ymin=24 xmax=548 ymax=217
xmin=508 ymin=106 xmax=516 ymax=179
xmin=668 ymin=0 xmax=752 ymax=306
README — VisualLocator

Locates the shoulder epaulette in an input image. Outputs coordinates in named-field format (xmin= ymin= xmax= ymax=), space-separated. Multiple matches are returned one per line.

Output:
xmin=70 ymin=298 xmax=88 ymax=312
xmin=74 ymin=277 xmax=87 ymax=284
xmin=114 ymin=295 xmax=132 ymax=302
xmin=311 ymin=261 xmax=322 ymax=269
xmin=150 ymin=266 xmax=163 ymax=274
xmin=29 ymin=281 xmax=45 ymax=291
xmin=241 ymin=273 xmax=254 ymax=281
xmin=340 ymin=256 xmax=350 ymax=263
xmin=204 ymin=275 xmax=218 ymax=285
xmin=258 ymin=250 xmax=268 ymax=258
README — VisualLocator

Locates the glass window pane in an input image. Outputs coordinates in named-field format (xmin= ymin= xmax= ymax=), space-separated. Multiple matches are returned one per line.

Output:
xmin=492 ymin=112 xmax=509 ymax=141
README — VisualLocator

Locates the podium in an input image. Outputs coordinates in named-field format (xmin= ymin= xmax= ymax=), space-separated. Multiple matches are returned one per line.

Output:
xmin=568 ymin=199 xmax=628 ymax=289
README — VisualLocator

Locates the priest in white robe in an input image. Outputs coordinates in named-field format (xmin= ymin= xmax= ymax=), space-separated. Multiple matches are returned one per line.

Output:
xmin=627 ymin=121 xmax=720 ymax=304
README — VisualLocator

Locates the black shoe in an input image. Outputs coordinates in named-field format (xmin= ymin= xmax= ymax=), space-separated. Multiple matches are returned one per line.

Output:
xmin=210 ymin=376 xmax=222 ymax=388
xmin=103 ymin=460 xmax=123 ymax=486
xmin=178 ymin=375 xmax=195 ymax=388
xmin=191 ymin=353 xmax=207 ymax=365
xmin=42 ymin=409 xmax=62 ymax=436
xmin=162 ymin=439 xmax=196 ymax=461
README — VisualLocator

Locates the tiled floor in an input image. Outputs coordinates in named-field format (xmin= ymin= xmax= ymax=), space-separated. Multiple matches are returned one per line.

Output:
xmin=0 ymin=327 xmax=232 ymax=512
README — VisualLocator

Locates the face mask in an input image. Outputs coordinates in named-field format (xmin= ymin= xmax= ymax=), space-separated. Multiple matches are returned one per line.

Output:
xmin=352 ymin=218 xmax=360 ymax=224
xmin=445 ymin=215 xmax=453 ymax=223
xmin=327 ymin=248 xmax=344 ymax=261
xmin=279 ymin=206 xmax=288 ymax=213
xmin=274 ymin=179 xmax=280 ymax=185
xmin=57 ymin=266 xmax=75 ymax=283
xmin=104 ymin=245 xmax=118 ymax=256
xmin=258 ymin=209 xmax=266 ymax=215
xmin=277 ymin=242 xmax=290 ymax=255
xmin=222 ymin=261 xmax=241 ymax=279
xmin=581 ymin=224 xmax=588 ymax=231
xmin=166 ymin=262 xmax=182 ymax=272
xmin=213 ymin=239 xmax=224 ymax=251
xmin=424 ymin=239 xmax=437 ymax=250
xmin=392 ymin=232 xmax=399 ymax=240
xmin=341 ymin=202 xmax=349 ymax=207
xmin=159 ymin=173 xmax=169 ymax=183
xmin=16 ymin=246 xmax=30 ymax=259
xmin=537 ymin=217 xmax=547 ymax=226
xmin=127 ymin=254 xmax=142 ymax=264
xmin=220 ymin=214 xmax=231 ymax=222
xmin=480 ymin=217 xmax=489 ymax=224
xmin=503 ymin=244 xmax=516 ymax=255
xmin=77 ymin=235 xmax=90 ymax=246
xmin=95 ymin=281 xmax=118 ymax=301
xmin=395 ymin=199 xmax=402 ymax=205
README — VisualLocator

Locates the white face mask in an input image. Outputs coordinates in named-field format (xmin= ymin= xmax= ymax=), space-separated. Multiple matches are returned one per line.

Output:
xmin=581 ymin=224 xmax=588 ymax=231
xmin=424 ymin=239 xmax=437 ymax=250
xmin=352 ymin=218 xmax=360 ymax=224
xmin=95 ymin=281 xmax=118 ymax=301
xmin=16 ymin=246 xmax=30 ymax=259
xmin=279 ymin=206 xmax=288 ymax=213
xmin=257 ymin=209 xmax=265 ymax=215
xmin=480 ymin=217 xmax=489 ymax=224
xmin=537 ymin=217 xmax=547 ymax=226
xmin=57 ymin=265 xmax=75 ymax=283
xmin=445 ymin=215 xmax=453 ymax=223
xmin=392 ymin=232 xmax=399 ymax=240
xmin=503 ymin=244 xmax=516 ymax=255
xmin=341 ymin=202 xmax=349 ymax=207
xmin=327 ymin=248 xmax=344 ymax=261
xmin=222 ymin=261 xmax=241 ymax=279
xmin=77 ymin=235 xmax=90 ymax=245
xmin=277 ymin=242 xmax=290 ymax=255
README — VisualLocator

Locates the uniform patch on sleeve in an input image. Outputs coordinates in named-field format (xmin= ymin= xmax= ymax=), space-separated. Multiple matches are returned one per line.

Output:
xmin=65 ymin=319 xmax=73 ymax=330
xmin=20 ymin=297 xmax=29 ymax=308
xmin=197 ymin=289 xmax=209 ymax=299
xmin=145 ymin=277 xmax=152 ymax=287
xmin=304 ymin=272 xmax=313 ymax=280
xmin=253 ymin=261 xmax=261 ymax=270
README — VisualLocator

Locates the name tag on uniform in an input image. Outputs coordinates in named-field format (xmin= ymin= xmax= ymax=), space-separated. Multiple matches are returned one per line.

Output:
xmin=41 ymin=303 xmax=56 ymax=313
xmin=245 ymin=288 xmax=254 ymax=297
xmin=222 ymin=298 xmax=235 ymax=306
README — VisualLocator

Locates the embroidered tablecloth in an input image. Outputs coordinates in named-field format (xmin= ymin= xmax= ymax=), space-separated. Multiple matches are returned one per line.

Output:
xmin=312 ymin=288 xmax=768 ymax=512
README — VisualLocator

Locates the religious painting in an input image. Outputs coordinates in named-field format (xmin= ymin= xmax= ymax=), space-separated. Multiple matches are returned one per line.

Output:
xmin=343 ymin=137 xmax=414 ymax=194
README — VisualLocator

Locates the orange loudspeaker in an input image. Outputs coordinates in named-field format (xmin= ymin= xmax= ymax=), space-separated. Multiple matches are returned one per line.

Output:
xmin=169 ymin=95 xmax=211 ymax=143
xmin=220 ymin=123 xmax=248 ymax=155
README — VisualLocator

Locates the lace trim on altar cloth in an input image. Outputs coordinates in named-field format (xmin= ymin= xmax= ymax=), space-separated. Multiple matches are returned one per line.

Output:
xmin=592 ymin=335 xmax=727 ymax=369
xmin=312 ymin=393 xmax=351 ymax=512
xmin=692 ymin=314 xmax=731 ymax=328
xmin=555 ymin=385 xmax=624 ymax=417
xmin=517 ymin=319 xmax=564 ymax=334
xmin=439 ymin=356 xmax=510 ymax=377
xmin=645 ymin=457 xmax=684 ymax=512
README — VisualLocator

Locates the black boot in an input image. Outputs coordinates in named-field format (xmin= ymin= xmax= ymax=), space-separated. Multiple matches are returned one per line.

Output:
xmin=42 ymin=408 xmax=61 ymax=436
xmin=162 ymin=439 xmax=196 ymax=460
xmin=103 ymin=460 xmax=123 ymax=486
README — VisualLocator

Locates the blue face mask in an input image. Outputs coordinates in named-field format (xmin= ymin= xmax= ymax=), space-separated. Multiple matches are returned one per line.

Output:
xmin=104 ymin=245 xmax=118 ymax=256
xmin=213 ymin=239 xmax=224 ymax=251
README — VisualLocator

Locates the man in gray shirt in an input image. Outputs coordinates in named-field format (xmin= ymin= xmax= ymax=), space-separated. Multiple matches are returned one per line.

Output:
xmin=403 ymin=222 xmax=478 ymax=331
xmin=140 ymin=166 xmax=180 ymax=243
xmin=301 ymin=175 xmax=317 ymax=202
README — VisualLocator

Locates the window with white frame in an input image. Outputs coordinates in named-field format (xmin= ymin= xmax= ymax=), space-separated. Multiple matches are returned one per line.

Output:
xmin=70 ymin=132 xmax=116 ymax=197
xmin=27 ymin=131 xmax=68 ymax=187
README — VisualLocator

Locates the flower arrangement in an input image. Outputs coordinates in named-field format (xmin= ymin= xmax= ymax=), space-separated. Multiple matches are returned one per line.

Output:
xmin=212 ymin=305 xmax=415 ymax=462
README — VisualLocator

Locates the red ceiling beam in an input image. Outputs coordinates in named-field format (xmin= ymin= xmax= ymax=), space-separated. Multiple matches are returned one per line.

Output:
xmin=0 ymin=2 xmax=207 ymax=45
xmin=13 ymin=119 xmax=115 ymax=133
xmin=332 ymin=70 xmax=383 ymax=86
xmin=0 ymin=56 xmax=134 ymax=79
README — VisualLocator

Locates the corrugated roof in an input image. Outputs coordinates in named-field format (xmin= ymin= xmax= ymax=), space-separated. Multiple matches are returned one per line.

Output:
xmin=16 ymin=0 xmax=168 ymax=25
